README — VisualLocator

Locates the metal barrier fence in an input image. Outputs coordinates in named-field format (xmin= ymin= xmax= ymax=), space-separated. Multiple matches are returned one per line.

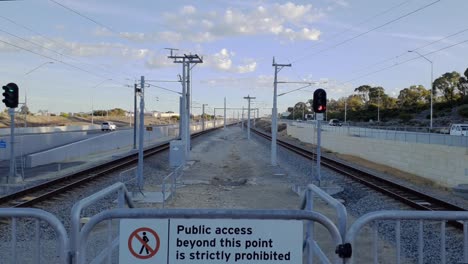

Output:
xmin=293 ymin=122 xmax=468 ymax=148
xmin=70 ymin=182 xmax=135 ymax=264
xmin=161 ymin=165 xmax=183 ymax=208
xmin=0 ymin=208 xmax=69 ymax=263
xmin=301 ymin=184 xmax=348 ymax=264
xmin=119 ymin=166 xmax=137 ymax=184
xmin=77 ymin=208 xmax=343 ymax=264
xmin=343 ymin=210 xmax=468 ymax=264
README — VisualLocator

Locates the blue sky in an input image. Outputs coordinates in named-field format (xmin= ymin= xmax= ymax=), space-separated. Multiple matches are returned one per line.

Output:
xmin=0 ymin=0 xmax=467 ymax=116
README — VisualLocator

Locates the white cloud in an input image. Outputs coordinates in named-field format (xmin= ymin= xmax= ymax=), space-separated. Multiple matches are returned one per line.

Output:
xmin=181 ymin=5 xmax=196 ymax=15
xmin=275 ymin=2 xmax=315 ymax=23
xmin=237 ymin=61 xmax=257 ymax=73
xmin=204 ymin=48 xmax=257 ymax=73
xmin=145 ymin=53 xmax=174 ymax=69
xmin=212 ymin=48 xmax=233 ymax=71
xmin=0 ymin=36 xmax=150 ymax=61
xmin=102 ymin=2 xmax=324 ymax=44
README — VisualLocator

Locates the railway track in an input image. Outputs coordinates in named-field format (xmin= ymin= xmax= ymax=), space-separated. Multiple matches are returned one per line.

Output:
xmin=0 ymin=127 xmax=220 ymax=208
xmin=251 ymin=128 xmax=466 ymax=228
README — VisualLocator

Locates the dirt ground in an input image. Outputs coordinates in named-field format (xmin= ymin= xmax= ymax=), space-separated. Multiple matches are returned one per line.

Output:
xmin=162 ymin=126 xmax=399 ymax=263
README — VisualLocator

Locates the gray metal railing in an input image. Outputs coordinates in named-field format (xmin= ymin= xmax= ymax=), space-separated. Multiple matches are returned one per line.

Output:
xmin=301 ymin=184 xmax=348 ymax=264
xmin=343 ymin=210 xmax=468 ymax=264
xmin=77 ymin=208 xmax=343 ymax=264
xmin=119 ymin=166 xmax=137 ymax=184
xmin=161 ymin=165 xmax=183 ymax=208
xmin=0 ymin=208 xmax=69 ymax=263
xmin=70 ymin=182 xmax=135 ymax=263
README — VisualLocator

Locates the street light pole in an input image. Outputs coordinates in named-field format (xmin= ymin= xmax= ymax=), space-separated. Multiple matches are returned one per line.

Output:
xmin=409 ymin=50 xmax=433 ymax=130
xmin=23 ymin=61 xmax=54 ymax=128
xmin=91 ymin=79 xmax=112 ymax=125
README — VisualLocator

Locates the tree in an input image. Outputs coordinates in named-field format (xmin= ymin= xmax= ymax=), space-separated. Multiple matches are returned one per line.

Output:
xmin=347 ymin=94 xmax=364 ymax=111
xmin=433 ymin=71 xmax=461 ymax=103
xmin=458 ymin=68 xmax=468 ymax=99
xmin=368 ymin=86 xmax=385 ymax=105
xmin=292 ymin=102 xmax=308 ymax=119
xmin=354 ymin=85 xmax=372 ymax=104
xmin=20 ymin=105 xmax=30 ymax=115
xmin=397 ymin=85 xmax=430 ymax=108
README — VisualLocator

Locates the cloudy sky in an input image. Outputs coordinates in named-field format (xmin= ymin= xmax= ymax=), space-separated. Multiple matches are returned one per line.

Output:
xmin=0 ymin=0 xmax=467 ymax=116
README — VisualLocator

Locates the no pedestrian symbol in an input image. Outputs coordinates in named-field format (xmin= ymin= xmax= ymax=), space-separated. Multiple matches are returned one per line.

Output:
xmin=128 ymin=227 xmax=160 ymax=259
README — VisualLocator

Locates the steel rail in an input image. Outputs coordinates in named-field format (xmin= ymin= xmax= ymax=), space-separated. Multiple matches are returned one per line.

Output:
xmin=0 ymin=126 xmax=222 ymax=208
xmin=251 ymin=128 xmax=466 ymax=228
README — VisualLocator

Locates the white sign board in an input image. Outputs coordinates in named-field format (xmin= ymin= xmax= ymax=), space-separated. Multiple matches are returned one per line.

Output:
xmin=316 ymin=113 xmax=324 ymax=121
xmin=119 ymin=219 xmax=302 ymax=263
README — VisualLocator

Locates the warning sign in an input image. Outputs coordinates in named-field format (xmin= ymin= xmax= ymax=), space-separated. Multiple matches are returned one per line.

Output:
xmin=168 ymin=219 xmax=302 ymax=263
xmin=119 ymin=218 xmax=302 ymax=264
xmin=128 ymin=227 xmax=160 ymax=259
xmin=119 ymin=219 xmax=169 ymax=263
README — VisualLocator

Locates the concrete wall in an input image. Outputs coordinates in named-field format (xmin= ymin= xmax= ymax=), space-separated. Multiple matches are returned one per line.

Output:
xmin=0 ymin=125 xmax=101 ymax=136
xmin=287 ymin=123 xmax=468 ymax=188
xmin=0 ymin=131 xmax=88 ymax=161
xmin=26 ymin=122 xmax=225 ymax=168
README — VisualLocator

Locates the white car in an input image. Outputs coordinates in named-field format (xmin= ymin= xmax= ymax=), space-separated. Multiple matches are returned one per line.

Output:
xmin=328 ymin=119 xmax=342 ymax=126
xmin=449 ymin=124 xmax=468 ymax=136
xmin=101 ymin=121 xmax=116 ymax=131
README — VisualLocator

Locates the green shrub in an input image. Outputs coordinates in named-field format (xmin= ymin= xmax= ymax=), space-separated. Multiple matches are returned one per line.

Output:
xmin=398 ymin=113 xmax=412 ymax=122
xmin=458 ymin=104 xmax=468 ymax=118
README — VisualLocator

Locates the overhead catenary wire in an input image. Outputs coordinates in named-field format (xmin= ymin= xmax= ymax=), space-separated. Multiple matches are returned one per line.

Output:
xmin=298 ymin=0 xmax=411 ymax=53
xmin=0 ymin=14 xmax=135 ymax=81
xmin=340 ymin=38 xmax=468 ymax=85
xmin=291 ymin=0 xmax=441 ymax=63
xmin=146 ymin=83 xmax=182 ymax=95
xmin=350 ymin=26 xmax=468 ymax=75
xmin=0 ymin=37 xmax=115 ymax=81
xmin=49 ymin=0 xmax=117 ymax=34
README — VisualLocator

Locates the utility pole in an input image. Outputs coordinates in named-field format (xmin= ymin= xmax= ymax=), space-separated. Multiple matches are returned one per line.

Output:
xmin=168 ymin=50 xmax=203 ymax=157
xmin=213 ymin=108 xmax=216 ymax=128
xmin=377 ymin=89 xmax=381 ymax=123
xmin=344 ymin=100 xmax=347 ymax=123
xmin=224 ymin=97 xmax=226 ymax=130
xmin=133 ymin=83 xmax=138 ymax=149
xmin=272 ymin=57 xmax=291 ymax=166
xmin=137 ymin=76 xmax=145 ymax=189
xmin=241 ymin=107 xmax=244 ymax=130
xmin=202 ymin=104 xmax=208 ymax=130
xmin=244 ymin=95 xmax=256 ymax=140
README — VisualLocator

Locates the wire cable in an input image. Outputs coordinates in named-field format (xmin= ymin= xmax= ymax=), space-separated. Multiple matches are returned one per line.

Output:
xmin=291 ymin=0 xmax=441 ymax=63
xmin=49 ymin=0 xmax=116 ymax=34
xmin=341 ymin=38 xmax=468 ymax=84
xmin=146 ymin=83 xmax=182 ymax=95
xmin=0 ymin=15 xmax=135 ymax=80
xmin=300 ymin=0 xmax=411 ymax=53
xmin=350 ymin=26 xmax=468 ymax=75
xmin=0 ymin=37 xmax=112 ymax=80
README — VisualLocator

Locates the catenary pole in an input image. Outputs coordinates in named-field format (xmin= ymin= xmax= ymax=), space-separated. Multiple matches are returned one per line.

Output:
xmin=224 ymin=97 xmax=226 ymax=130
xmin=137 ymin=76 xmax=145 ymax=189
xmin=133 ymin=83 xmax=138 ymax=149
xmin=272 ymin=57 xmax=291 ymax=166
xmin=244 ymin=95 xmax=256 ymax=140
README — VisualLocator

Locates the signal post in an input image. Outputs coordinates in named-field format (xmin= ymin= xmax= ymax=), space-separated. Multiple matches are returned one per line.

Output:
xmin=312 ymin=88 xmax=327 ymax=186
xmin=2 ymin=83 xmax=20 ymax=183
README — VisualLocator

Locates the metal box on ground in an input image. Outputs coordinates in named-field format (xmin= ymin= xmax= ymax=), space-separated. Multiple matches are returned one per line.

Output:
xmin=169 ymin=140 xmax=186 ymax=167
